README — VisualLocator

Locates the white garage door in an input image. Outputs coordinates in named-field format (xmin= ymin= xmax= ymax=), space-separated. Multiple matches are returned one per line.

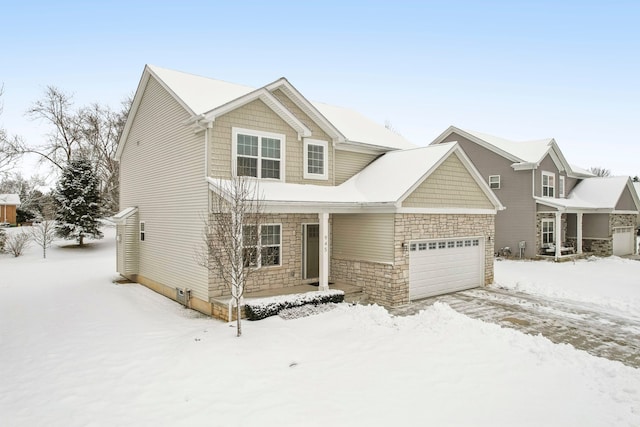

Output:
xmin=409 ymin=237 xmax=483 ymax=300
xmin=613 ymin=227 xmax=634 ymax=256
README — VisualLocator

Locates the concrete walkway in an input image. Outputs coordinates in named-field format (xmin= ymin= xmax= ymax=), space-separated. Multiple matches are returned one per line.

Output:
xmin=390 ymin=287 xmax=640 ymax=368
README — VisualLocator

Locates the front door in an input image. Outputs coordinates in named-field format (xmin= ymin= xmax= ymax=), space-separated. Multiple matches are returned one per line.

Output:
xmin=304 ymin=224 xmax=319 ymax=279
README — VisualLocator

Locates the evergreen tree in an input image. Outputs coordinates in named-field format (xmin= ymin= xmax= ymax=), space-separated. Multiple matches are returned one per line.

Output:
xmin=54 ymin=158 xmax=103 ymax=246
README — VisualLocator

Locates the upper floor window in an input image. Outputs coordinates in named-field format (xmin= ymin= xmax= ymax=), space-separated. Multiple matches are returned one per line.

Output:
xmin=232 ymin=128 xmax=285 ymax=181
xmin=303 ymin=139 xmax=328 ymax=180
xmin=559 ymin=176 xmax=565 ymax=198
xmin=542 ymin=171 xmax=555 ymax=197
xmin=489 ymin=175 xmax=500 ymax=189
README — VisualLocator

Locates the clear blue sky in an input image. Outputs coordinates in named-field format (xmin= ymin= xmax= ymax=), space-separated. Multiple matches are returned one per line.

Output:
xmin=2 ymin=0 xmax=639 ymax=178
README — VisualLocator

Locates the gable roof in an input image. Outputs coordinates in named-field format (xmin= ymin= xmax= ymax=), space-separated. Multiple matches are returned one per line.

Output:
xmin=207 ymin=142 xmax=503 ymax=213
xmin=536 ymin=176 xmax=640 ymax=212
xmin=117 ymin=65 xmax=415 ymax=159
xmin=430 ymin=126 xmax=588 ymax=177
xmin=0 ymin=194 xmax=21 ymax=205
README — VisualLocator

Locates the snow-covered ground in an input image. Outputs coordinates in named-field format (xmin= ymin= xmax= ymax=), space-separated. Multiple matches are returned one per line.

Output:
xmin=1 ymin=225 xmax=639 ymax=426
xmin=494 ymin=256 xmax=640 ymax=319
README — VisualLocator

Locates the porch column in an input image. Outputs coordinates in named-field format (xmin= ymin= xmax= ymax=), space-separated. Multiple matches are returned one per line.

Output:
xmin=576 ymin=213 xmax=583 ymax=254
xmin=318 ymin=212 xmax=329 ymax=291
xmin=555 ymin=211 xmax=562 ymax=260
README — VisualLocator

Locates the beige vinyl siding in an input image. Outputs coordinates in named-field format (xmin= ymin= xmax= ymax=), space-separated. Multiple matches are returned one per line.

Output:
xmin=116 ymin=213 xmax=139 ymax=276
xmin=119 ymin=76 xmax=209 ymax=300
xmin=210 ymin=98 xmax=334 ymax=185
xmin=402 ymin=153 xmax=494 ymax=209
xmin=332 ymin=213 xmax=394 ymax=263
xmin=335 ymin=150 xmax=379 ymax=184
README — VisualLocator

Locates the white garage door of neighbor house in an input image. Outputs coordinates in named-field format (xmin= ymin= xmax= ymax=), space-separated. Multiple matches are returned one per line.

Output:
xmin=409 ymin=238 xmax=483 ymax=300
xmin=612 ymin=227 xmax=634 ymax=256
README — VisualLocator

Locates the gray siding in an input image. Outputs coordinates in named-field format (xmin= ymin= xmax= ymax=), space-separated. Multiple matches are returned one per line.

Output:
xmin=616 ymin=186 xmax=636 ymax=211
xmin=440 ymin=133 xmax=537 ymax=257
xmin=334 ymin=150 xmax=378 ymax=185
xmin=119 ymin=76 xmax=209 ymax=300
xmin=583 ymin=213 xmax=610 ymax=238
xmin=332 ymin=213 xmax=395 ymax=263
xmin=535 ymin=155 xmax=561 ymax=198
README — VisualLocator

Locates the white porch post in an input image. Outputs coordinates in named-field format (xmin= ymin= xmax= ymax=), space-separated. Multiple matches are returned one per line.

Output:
xmin=555 ymin=211 xmax=562 ymax=260
xmin=576 ymin=213 xmax=583 ymax=254
xmin=318 ymin=212 xmax=329 ymax=291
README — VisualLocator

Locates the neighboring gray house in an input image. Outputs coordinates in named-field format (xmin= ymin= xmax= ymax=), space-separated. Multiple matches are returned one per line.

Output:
xmin=114 ymin=66 xmax=503 ymax=320
xmin=431 ymin=127 xmax=640 ymax=258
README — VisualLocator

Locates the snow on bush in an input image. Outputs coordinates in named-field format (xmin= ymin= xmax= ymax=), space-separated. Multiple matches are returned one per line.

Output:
xmin=245 ymin=289 xmax=344 ymax=320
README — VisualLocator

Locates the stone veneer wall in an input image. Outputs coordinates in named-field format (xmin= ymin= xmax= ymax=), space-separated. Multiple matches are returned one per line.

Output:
xmin=208 ymin=213 xmax=321 ymax=297
xmin=535 ymin=212 xmax=567 ymax=255
xmin=331 ymin=214 xmax=495 ymax=307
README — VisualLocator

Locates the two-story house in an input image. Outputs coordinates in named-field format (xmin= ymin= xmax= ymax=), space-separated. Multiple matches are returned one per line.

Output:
xmin=114 ymin=66 xmax=503 ymax=319
xmin=431 ymin=127 xmax=640 ymax=259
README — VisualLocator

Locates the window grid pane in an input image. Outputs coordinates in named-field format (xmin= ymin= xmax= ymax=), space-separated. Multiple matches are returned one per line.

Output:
xmin=261 ymin=159 xmax=280 ymax=179
xmin=261 ymin=138 xmax=281 ymax=159
xmin=237 ymin=157 xmax=257 ymax=177
xmin=237 ymin=134 xmax=258 ymax=156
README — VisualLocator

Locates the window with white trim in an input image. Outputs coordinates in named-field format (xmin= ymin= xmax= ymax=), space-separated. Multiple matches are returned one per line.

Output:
xmin=139 ymin=221 xmax=145 ymax=242
xmin=542 ymin=171 xmax=555 ymax=197
xmin=489 ymin=175 xmax=501 ymax=189
xmin=303 ymin=139 xmax=328 ymax=180
xmin=233 ymin=128 xmax=285 ymax=180
xmin=242 ymin=224 xmax=282 ymax=268
xmin=541 ymin=219 xmax=555 ymax=245
xmin=559 ymin=176 xmax=565 ymax=198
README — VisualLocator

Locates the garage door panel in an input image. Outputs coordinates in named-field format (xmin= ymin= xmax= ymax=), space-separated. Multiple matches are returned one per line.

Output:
xmin=409 ymin=237 xmax=483 ymax=300
xmin=613 ymin=227 xmax=633 ymax=256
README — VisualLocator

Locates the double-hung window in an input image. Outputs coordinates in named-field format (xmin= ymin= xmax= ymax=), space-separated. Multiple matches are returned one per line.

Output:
xmin=489 ymin=175 xmax=500 ymax=189
xmin=242 ymin=224 xmax=282 ymax=268
xmin=233 ymin=128 xmax=285 ymax=180
xmin=303 ymin=139 xmax=328 ymax=180
xmin=559 ymin=176 xmax=565 ymax=198
xmin=541 ymin=219 xmax=555 ymax=245
xmin=542 ymin=171 xmax=555 ymax=197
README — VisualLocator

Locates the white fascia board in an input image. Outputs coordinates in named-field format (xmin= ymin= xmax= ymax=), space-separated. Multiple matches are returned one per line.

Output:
xmin=263 ymin=202 xmax=397 ymax=214
xmin=431 ymin=126 xmax=522 ymax=163
xmin=397 ymin=207 xmax=498 ymax=215
xmin=203 ymin=89 xmax=312 ymax=138
xmin=511 ymin=162 xmax=537 ymax=171
xmin=612 ymin=210 xmax=639 ymax=215
xmin=265 ymin=79 xmax=345 ymax=142
xmin=111 ymin=207 xmax=138 ymax=223
xmin=334 ymin=141 xmax=388 ymax=155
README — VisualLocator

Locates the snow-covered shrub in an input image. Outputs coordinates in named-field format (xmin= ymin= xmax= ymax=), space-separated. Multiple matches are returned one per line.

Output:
xmin=0 ymin=228 xmax=6 ymax=253
xmin=245 ymin=290 xmax=344 ymax=321
xmin=5 ymin=231 xmax=31 ymax=257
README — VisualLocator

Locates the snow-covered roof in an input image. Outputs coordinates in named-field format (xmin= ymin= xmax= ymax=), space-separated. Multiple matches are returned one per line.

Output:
xmin=461 ymin=129 xmax=553 ymax=164
xmin=0 ymin=194 xmax=21 ymax=205
xmin=146 ymin=65 xmax=415 ymax=151
xmin=208 ymin=142 xmax=502 ymax=212
xmin=536 ymin=176 xmax=640 ymax=211
xmin=633 ymin=182 xmax=640 ymax=200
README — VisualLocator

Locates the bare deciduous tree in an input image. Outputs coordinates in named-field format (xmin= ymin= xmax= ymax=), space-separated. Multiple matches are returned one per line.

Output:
xmin=197 ymin=177 xmax=265 ymax=337
xmin=0 ymin=84 xmax=21 ymax=177
xmin=30 ymin=202 xmax=56 ymax=258
xmin=5 ymin=231 xmax=30 ymax=257
xmin=3 ymin=86 xmax=131 ymax=215
xmin=589 ymin=166 xmax=611 ymax=177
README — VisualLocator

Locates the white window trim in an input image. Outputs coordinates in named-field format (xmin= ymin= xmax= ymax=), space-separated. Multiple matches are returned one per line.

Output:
xmin=242 ymin=223 xmax=282 ymax=268
xmin=231 ymin=127 xmax=286 ymax=181
xmin=489 ymin=175 xmax=500 ymax=189
xmin=139 ymin=221 xmax=145 ymax=242
xmin=303 ymin=139 xmax=328 ymax=180
xmin=541 ymin=218 xmax=555 ymax=245
xmin=542 ymin=171 xmax=555 ymax=198
xmin=559 ymin=175 xmax=565 ymax=198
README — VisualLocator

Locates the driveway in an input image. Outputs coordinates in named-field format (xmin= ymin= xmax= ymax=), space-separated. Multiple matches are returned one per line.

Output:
xmin=389 ymin=287 xmax=640 ymax=368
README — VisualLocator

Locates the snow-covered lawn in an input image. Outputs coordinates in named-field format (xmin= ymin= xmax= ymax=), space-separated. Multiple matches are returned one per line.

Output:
xmin=1 ymin=225 xmax=639 ymax=426
xmin=494 ymin=256 xmax=640 ymax=319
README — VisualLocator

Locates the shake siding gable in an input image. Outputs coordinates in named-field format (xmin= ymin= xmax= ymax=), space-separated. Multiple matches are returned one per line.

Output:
xmin=332 ymin=214 xmax=395 ymax=263
xmin=119 ymin=76 xmax=209 ymax=300
xmin=440 ymin=132 xmax=537 ymax=257
xmin=335 ymin=150 xmax=379 ymax=184
xmin=402 ymin=153 xmax=494 ymax=209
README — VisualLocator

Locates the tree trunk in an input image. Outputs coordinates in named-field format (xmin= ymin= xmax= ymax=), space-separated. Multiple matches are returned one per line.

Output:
xmin=235 ymin=298 xmax=242 ymax=337
xmin=79 ymin=234 xmax=84 ymax=246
